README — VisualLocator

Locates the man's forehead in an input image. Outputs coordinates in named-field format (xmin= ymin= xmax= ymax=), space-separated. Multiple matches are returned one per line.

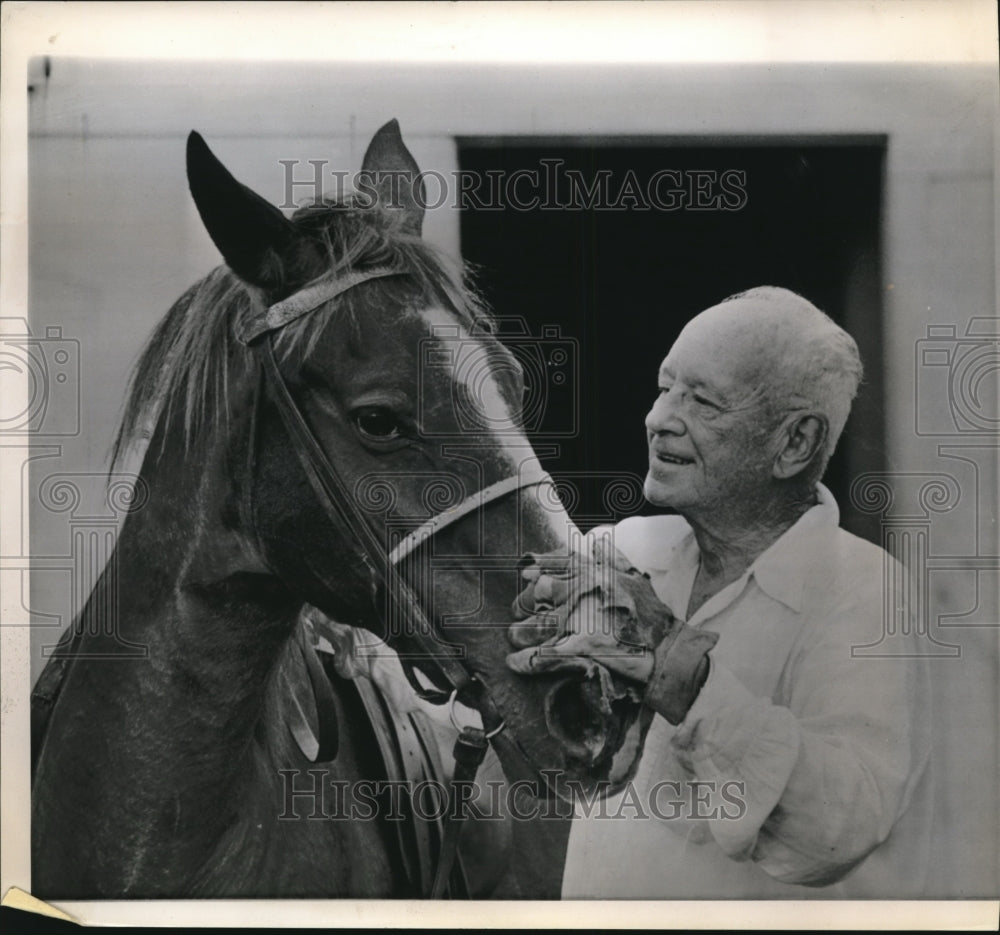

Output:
xmin=661 ymin=314 xmax=762 ymax=372
xmin=659 ymin=308 xmax=783 ymax=401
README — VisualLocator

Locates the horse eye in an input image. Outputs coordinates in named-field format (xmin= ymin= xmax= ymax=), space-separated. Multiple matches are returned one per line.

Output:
xmin=353 ymin=407 xmax=402 ymax=441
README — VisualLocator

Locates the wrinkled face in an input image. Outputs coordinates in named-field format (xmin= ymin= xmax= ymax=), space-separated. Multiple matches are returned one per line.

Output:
xmin=644 ymin=311 xmax=781 ymax=518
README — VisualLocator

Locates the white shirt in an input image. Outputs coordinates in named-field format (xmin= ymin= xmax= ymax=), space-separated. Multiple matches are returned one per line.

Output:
xmin=562 ymin=484 xmax=933 ymax=898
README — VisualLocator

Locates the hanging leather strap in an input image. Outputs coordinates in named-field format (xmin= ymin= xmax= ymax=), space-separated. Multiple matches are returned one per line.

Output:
xmin=430 ymin=726 xmax=490 ymax=899
xmin=292 ymin=621 xmax=341 ymax=762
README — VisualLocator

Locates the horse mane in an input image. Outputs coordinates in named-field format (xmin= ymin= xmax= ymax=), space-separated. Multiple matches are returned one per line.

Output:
xmin=110 ymin=198 xmax=492 ymax=474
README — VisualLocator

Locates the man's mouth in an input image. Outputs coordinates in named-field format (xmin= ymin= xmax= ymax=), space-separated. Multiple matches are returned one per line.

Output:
xmin=652 ymin=451 xmax=693 ymax=466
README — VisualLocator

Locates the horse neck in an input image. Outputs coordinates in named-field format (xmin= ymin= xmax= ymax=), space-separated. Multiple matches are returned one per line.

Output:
xmin=113 ymin=412 xmax=299 ymax=719
xmin=32 ymin=410 xmax=310 ymax=897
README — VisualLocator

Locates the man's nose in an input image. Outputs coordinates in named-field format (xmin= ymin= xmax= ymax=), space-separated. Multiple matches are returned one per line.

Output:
xmin=645 ymin=392 xmax=684 ymax=435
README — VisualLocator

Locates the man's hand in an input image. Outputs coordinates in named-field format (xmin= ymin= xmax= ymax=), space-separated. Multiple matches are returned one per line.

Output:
xmin=506 ymin=535 xmax=677 ymax=684
xmin=506 ymin=535 xmax=720 ymax=725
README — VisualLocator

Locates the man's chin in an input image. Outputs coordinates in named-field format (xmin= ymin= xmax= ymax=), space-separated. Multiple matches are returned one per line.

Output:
xmin=643 ymin=475 xmax=676 ymax=508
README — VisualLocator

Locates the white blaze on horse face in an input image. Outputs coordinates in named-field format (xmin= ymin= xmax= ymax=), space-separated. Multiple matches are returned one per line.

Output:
xmin=418 ymin=306 xmax=520 ymax=434
xmin=418 ymin=307 xmax=577 ymax=550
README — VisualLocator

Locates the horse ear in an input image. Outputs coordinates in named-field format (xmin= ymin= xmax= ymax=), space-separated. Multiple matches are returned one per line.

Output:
xmin=186 ymin=131 xmax=297 ymax=289
xmin=359 ymin=119 xmax=425 ymax=236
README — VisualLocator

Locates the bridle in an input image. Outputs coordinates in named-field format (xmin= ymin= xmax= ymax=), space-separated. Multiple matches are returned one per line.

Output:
xmin=238 ymin=266 xmax=555 ymax=897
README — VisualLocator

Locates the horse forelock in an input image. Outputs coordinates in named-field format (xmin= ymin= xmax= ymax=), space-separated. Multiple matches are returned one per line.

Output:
xmin=111 ymin=198 xmax=491 ymax=476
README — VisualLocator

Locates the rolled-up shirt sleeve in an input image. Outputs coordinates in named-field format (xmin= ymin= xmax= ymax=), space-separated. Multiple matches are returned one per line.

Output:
xmin=667 ymin=576 xmax=928 ymax=886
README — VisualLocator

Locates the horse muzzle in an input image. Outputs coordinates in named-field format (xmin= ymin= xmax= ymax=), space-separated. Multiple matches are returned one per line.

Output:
xmin=541 ymin=662 xmax=653 ymax=795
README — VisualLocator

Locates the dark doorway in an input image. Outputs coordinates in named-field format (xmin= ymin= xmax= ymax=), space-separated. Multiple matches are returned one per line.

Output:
xmin=459 ymin=139 xmax=885 ymax=543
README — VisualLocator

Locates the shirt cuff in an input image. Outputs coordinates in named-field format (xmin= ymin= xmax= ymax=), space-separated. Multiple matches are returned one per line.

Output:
xmin=643 ymin=624 xmax=720 ymax=725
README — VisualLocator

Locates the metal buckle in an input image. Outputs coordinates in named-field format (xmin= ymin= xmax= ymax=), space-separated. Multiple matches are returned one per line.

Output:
xmin=447 ymin=688 xmax=505 ymax=740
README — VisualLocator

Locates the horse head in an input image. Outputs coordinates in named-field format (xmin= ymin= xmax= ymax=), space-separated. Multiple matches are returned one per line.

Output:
xmin=184 ymin=121 xmax=652 ymax=800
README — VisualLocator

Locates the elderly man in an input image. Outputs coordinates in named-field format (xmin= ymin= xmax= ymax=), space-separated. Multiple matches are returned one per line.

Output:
xmin=508 ymin=286 xmax=932 ymax=898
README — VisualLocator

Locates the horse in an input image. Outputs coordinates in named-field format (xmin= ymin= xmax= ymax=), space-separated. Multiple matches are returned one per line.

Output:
xmin=30 ymin=121 xmax=653 ymax=899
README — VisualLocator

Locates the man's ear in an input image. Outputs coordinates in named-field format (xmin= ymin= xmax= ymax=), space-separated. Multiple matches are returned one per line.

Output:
xmin=773 ymin=412 xmax=828 ymax=480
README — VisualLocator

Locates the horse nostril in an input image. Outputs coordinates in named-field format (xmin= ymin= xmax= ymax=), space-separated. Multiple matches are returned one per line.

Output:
xmin=543 ymin=676 xmax=612 ymax=768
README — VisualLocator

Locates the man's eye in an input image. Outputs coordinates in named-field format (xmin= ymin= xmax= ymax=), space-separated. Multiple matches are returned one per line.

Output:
xmin=693 ymin=394 xmax=717 ymax=408
xmin=353 ymin=407 xmax=402 ymax=440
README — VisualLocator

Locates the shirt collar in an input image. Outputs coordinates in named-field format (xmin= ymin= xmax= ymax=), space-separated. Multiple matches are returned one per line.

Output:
xmin=748 ymin=483 xmax=840 ymax=612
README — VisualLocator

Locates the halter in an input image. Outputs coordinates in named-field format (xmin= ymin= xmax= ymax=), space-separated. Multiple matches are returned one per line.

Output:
xmin=239 ymin=267 xmax=555 ymax=897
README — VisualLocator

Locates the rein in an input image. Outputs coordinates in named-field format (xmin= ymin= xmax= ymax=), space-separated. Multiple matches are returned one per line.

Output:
xmin=238 ymin=268 xmax=555 ymax=897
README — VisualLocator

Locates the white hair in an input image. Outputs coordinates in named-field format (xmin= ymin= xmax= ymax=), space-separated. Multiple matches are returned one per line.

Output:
xmin=718 ymin=286 xmax=864 ymax=481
